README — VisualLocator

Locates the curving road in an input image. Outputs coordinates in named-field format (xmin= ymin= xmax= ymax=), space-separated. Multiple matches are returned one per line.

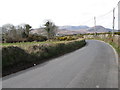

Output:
xmin=2 ymin=40 xmax=118 ymax=88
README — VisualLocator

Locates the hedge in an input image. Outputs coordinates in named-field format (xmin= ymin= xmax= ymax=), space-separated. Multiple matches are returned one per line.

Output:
xmin=2 ymin=40 xmax=86 ymax=76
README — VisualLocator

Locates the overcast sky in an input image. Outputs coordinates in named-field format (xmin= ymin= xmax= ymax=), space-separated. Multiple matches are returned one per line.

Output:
xmin=0 ymin=0 xmax=119 ymax=29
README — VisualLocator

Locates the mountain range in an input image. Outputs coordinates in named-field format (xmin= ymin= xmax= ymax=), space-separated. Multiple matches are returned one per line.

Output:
xmin=1 ymin=25 xmax=117 ymax=35
xmin=86 ymin=26 xmax=112 ymax=33
xmin=58 ymin=25 xmax=89 ymax=30
xmin=57 ymin=25 xmax=114 ymax=35
xmin=30 ymin=25 xmax=116 ymax=35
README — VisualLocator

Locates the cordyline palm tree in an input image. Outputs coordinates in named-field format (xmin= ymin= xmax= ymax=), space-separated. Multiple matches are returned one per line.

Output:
xmin=44 ymin=21 xmax=57 ymax=41
xmin=24 ymin=24 xmax=32 ymax=38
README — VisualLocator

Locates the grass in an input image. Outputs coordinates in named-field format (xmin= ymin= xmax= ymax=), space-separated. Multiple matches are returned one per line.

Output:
xmin=109 ymin=41 xmax=120 ymax=54
xmin=1 ymin=41 xmax=57 ymax=46
xmin=1 ymin=39 xmax=83 ymax=46
xmin=1 ymin=38 xmax=84 ymax=50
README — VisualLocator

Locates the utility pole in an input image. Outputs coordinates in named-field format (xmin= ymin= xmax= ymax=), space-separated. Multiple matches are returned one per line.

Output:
xmin=94 ymin=16 xmax=97 ymax=36
xmin=118 ymin=1 xmax=120 ymax=31
xmin=112 ymin=8 xmax=115 ymax=36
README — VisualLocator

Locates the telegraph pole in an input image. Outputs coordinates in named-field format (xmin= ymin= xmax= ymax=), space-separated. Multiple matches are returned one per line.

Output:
xmin=112 ymin=8 xmax=115 ymax=36
xmin=94 ymin=17 xmax=97 ymax=36
xmin=118 ymin=1 xmax=120 ymax=30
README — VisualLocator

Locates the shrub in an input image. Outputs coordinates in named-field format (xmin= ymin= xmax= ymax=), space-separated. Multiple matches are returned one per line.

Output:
xmin=114 ymin=32 xmax=120 ymax=35
xmin=2 ymin=47 xmax=36 ymax=69
xmin=27 ymin=34 xmax=47 ymax=42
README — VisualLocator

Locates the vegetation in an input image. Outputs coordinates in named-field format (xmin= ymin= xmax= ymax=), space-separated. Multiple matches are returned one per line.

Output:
xmin=2 ymin=23 xmax=47 ymax=43
xmin=83 ymin=32 xmax=120 ymax=35
xmin=27 ymin=34 xmax=47 ymax=42
xmin=44 ymin=21 xmax=57 ymax=40
xmin=24 ymin=24 xmax=32 ymax=38
xmin=2 ymin=39 xmax=86 ymax=76
xmin=55 ymin=34 xmax=84 ymax=41
xmin=55 ymin=36 xmax=77 ymax=41
xmin=114 ymin=32 xmax=120 ymax=35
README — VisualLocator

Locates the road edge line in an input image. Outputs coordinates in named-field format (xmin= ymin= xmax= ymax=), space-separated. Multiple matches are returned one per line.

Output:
xmin=94 ymin=40 xmax=118 ymax=65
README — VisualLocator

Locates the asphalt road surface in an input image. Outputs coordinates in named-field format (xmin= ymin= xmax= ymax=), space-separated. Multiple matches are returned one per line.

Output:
xmin=2 ymin=40 xmax=118 ymax=88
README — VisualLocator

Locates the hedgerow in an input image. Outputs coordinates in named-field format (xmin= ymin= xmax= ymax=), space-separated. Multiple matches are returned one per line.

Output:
xmin=2 ymin=40 xmax=86 ymax=76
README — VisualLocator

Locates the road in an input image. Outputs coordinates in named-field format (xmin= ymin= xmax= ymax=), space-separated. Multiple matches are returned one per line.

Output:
xmin=2 ymin=40 xmax=118 ymax=88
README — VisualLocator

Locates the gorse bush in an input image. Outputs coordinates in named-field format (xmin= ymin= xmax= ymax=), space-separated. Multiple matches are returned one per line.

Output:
xmin=55 ymin=36 xmax=78 ymax=41
xmin=2 ymin=40 xmax=86 ymax=76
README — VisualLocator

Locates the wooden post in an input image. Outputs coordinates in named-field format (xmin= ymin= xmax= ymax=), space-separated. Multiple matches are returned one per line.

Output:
xmin=112 ymin=8 xmax=115 ymax=37
xmin=94 ymin=17 xmax=97 ymax=36
xmin=118 ymin=1 xmax=120 ymax=31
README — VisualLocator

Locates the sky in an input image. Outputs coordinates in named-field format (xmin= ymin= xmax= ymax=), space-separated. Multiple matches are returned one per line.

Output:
xmin=0 ymin=0 xmax=119 ymax=29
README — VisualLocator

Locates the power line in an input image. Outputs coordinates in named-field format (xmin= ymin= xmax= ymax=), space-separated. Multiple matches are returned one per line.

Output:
xmin=80 ymin=1 xmax=119 ymax=29
xmin=96 ymin=2 xmax=118 ymax=19
xmin=80 ymin=18 xmax=93 ymax=25
xmin=97 ymin=10 xmax=113 ymax=19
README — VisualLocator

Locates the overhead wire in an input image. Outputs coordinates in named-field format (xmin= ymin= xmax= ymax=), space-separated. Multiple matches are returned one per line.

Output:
xmin=79 ymin=1 xmax=119 ymax=29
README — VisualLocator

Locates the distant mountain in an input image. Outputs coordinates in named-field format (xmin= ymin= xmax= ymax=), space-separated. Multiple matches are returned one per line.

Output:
xmin=30 ymin=28 xmax=47 ymax=35
xmin=30 ymin=25 xmax=114 ymax=35
xmin=57 ymin=29 xmax=87 ymax=35
xmin=87 ymin=26 xmax=112 ymax=33
xmin=59 ymin=25 xmax=89 ymax=30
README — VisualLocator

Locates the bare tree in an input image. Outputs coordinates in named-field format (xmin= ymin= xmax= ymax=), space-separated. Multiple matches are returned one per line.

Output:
xmin=2 ymin=24 xmax=32 ymax=42
xmin=2 ymin=24 xmax=15 ymax=34
xmin=2 ymin=24 xmax=17 ymax=42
